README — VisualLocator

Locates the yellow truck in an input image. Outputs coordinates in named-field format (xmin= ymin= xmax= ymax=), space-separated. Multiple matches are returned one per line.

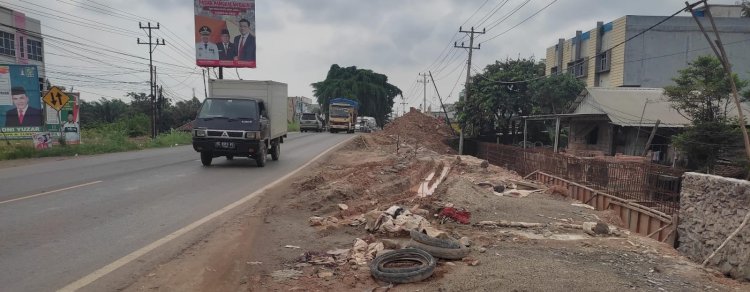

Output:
xmin=328 ymin=98 xmax=358 ymax=133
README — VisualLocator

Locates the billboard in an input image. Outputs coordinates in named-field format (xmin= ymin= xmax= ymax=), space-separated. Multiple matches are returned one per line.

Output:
xmin=0 ymin=65 xmax=42 ymax=139
xmin=46 ymin=92 xmax=80 ymax=144
xmin=194 ymin=0 xmax=256 ymax=68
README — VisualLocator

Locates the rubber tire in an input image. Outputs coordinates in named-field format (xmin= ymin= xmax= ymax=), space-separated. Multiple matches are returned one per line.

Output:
xmin=255 ymin=143 xmax=267 ymax=167
xmin=226 ymin=155 xmax=234 ymax=160
xmin=369 ymin=248 xmax=435 ymax=284
xmin=200 ymin=152 xmax=212 ymax=166
xmin=406 ymin=240 xmax=471 ymax=260
xmin=271 ymin=141 xmax=280 ymax=161
xmin=409 ymin=229 xmax=462 ymax=249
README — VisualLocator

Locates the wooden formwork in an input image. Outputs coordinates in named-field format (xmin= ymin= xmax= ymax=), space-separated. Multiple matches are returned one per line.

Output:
xmin=529 ymin=171 xmax=677 ymax=245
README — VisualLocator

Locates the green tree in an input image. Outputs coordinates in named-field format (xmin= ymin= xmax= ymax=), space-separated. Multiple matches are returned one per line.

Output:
xmin=664 ymin=55 xmax=747 ymax=123
xmin=311 ymin=64 xmax=401 ymax=126
xmin=530 ymin=73 xmax=585 ymax=114
xmin=455 ymin=58 xmax=545 ymax=141
xmin=673 ymin=121 xmax=742 ymax=172
xmin=664 ymin=55 xmax=748 ymax=171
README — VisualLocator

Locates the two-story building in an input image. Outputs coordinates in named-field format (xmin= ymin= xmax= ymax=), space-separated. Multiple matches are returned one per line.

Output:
xmin=0 ymin=6 xmax=45 ymax=82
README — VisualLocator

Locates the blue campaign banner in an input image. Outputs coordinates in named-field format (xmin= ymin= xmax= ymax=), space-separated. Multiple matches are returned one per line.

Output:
xmin=0 ymin=65 xmax=42 ymax=139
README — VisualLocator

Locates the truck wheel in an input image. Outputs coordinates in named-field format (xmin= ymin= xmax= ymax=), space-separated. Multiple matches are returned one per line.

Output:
xmin=226 ymin=155 xmax=234 ymax=160
xmin=256 ymin=143 xmax=267 ymax=167
xmin=271 ymin=141 xmax=280 ymax=161
xmin=201 ymin=152 xmax=213 ymax=166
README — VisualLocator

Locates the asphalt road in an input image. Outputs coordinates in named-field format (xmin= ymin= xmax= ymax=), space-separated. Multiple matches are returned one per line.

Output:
xmin=0 ymin=132 xmax=354 ymax=292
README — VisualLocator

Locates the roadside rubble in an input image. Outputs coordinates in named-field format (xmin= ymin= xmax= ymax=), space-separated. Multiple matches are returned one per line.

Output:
xmin=160 ymin=111 xmax=746 ymax=292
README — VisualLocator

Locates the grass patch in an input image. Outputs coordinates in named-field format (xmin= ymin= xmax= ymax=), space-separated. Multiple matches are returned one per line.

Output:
xmin=0 ymin=130 xmax=192 ymax=161
xmin=288 ymin=121 xmax=300 ymax=132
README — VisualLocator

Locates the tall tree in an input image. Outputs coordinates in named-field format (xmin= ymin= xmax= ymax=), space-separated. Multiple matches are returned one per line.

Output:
xmin=664 ymin=55 xmax=747 ymax=123
xmin=311 ymin=64 xmax=401 ymax=126
xmin=456 ymin=58 xmax=545 ymax=141
xmin=530 ymin=73 xmax=585 ymax=114
xmin=664 ymin=55 xmax=748 ymax=172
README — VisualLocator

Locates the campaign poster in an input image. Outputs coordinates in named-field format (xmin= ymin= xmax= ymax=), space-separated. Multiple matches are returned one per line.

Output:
xmin=31 ymin=132 xmax=52 ymax=150
xmin=0 ymin=65 xmax=42 ymax=139
xmin=46 ymin=92 xmax=80 ymax=144
xmin=194 ymin=0 xmax=256 ymax=68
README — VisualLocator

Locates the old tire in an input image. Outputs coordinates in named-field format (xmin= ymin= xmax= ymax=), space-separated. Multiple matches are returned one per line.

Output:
xmin=406 ymin=240 xmax=471 ymax=260
xmin=255 ymin=143 xmax=267 ymax=167
xmin=200 ymin=152 xmax=212 ymax=166
xmin=409 ymin=229 xmax=462 ymax=249
xmin=369 ymin=248 xmax=435 ymax=284
xmin=271 ymin=141 xmax=280 ymax=161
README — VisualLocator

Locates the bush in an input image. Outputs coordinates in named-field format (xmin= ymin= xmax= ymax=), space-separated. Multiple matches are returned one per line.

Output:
xmin=150 ymin=131 xmax=192 ymax=147
xmin=288 ymin=121 xmax=300 ymax=132
xmin=673 ymin=120 xmax=744 ymax=172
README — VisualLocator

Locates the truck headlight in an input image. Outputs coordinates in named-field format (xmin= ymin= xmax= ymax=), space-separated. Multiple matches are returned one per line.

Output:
xmin=245 ymin=131 xmax=259 ymax=139
xmin=194 ymin=129 xmax=206 ymax=137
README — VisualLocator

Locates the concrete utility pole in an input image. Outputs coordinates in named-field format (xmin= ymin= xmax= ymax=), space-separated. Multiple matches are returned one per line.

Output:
xmin=400 ymin=96 xmax=407 ymax=116
xmin=455 ymin=26 xmax=484 ymax=155
xmin=428 ymin=71 xmax=457 ymax=135
xmin=686 ymin=1 xmax=750 ymax=165
xmin=418 ymin=73 xmax=430 ymax=112
xmin=137 ymin=22 xmax=165 ymax=139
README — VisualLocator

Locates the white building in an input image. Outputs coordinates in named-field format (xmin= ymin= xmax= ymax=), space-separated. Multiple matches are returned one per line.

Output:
xmin=0 ymin=5 xmax=45 ymax=82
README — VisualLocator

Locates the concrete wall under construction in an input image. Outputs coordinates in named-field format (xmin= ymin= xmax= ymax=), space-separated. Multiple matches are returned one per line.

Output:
xmin=677 ymin=172 xmax=750 ymax=281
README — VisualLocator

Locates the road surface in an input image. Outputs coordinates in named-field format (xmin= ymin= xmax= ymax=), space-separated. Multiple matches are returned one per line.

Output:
xmin=0 ymin=132 xmax=353 ymax=292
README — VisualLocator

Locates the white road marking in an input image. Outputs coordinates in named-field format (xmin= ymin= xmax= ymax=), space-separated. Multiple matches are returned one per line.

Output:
xmin=58 ymin=135 xmax=356 ymax=292
xmin=0 ymin=181 xmax=103 ymax=205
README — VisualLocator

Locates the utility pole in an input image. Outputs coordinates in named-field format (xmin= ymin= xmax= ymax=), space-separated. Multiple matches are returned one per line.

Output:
xmin=686 ymin=1 xmax=750 ymax=165
xmin=400 ymin=96 xmax=407 ymax=116
xmin=418 ymin=73 xmax=430 ymax=112
xmin=428 ymin=71 xmax=457 ymax=135
xmin=455 ymin=26 xmax=484 ymax=155
xmin=137 ymin=22 xmax=165 ymax=139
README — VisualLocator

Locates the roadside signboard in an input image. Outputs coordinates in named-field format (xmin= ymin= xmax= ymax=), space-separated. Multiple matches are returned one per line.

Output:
xmin=194 ymin=0 xmax=256 ymax=68
xmin=42 ymin=86 xmax=70 ymax=111
xmin=46 ymin=92 xmax=80 ymax=144
xmin=0 ymin=65 xmax=42 ymax=140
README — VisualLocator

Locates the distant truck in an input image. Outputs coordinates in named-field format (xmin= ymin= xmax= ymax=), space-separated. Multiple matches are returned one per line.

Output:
xmin=192 ymin=80 xmax=288 ymax=167
xmin=356 ymin=116 xmax=378 ymax=133
xmin=328 ymin=98 xmax=358 ymax=133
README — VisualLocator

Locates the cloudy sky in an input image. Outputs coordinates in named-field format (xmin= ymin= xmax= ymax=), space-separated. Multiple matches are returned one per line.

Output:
xmin=4 ymin=0 xmax=740 ymax=113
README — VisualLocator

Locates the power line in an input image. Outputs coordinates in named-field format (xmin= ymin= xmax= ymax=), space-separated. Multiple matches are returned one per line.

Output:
xmin=482 ymin=0 xmax=532 ymax=33
xmin=480 ymin=0 xmax=558 ymax=44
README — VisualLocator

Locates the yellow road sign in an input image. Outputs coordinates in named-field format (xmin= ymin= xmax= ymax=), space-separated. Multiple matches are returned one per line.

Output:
xmin=43 ymin=86 xmax=70 ymax=111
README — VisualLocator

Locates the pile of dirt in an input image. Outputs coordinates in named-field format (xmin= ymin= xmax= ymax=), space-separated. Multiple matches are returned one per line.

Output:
xmin=374 ymin=111 xmax=456 ymax=154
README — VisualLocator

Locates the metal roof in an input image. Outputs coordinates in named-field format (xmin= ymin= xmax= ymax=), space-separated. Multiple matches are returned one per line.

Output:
xmin=569 ymin=87 xmax=750 ymax=128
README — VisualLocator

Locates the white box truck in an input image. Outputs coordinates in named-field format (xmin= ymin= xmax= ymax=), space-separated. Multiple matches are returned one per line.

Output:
xmin=192 ymin=80 xmax=288 ymax=167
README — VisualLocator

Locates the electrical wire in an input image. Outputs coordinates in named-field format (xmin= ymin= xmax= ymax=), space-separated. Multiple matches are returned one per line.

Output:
xmin=480 ymin=0 xmax=558 ymax=44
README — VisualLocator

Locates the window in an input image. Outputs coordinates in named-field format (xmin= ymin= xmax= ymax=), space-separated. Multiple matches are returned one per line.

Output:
xmin=550 ymin=66 xmax=558 ymax=75
xmin=0 ymin=31 xmax=15 ymax=56
xmin=567 ymin=59 xmax=587 ymax=78
xmin=597 ymin=50 xmax=611 ymax=73
xmin=19 ymin=36 xmax=24 ymax=58
xmin=27 ymin=39 xmax=43 ymax=61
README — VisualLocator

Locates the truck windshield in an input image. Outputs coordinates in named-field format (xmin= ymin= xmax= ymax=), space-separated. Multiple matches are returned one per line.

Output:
xmin=198 ymin=98 xmax=258 ymax=119
xmin=330 ymin=107 xmax=349 ymax=118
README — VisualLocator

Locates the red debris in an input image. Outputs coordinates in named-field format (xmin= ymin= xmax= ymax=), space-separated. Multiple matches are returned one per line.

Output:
xmin=439 ymin=207 xmax=471 ymax=224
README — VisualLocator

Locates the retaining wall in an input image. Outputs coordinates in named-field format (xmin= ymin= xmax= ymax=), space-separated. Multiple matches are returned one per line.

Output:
xmin=677 ymin=172 xmax=750 ymax=280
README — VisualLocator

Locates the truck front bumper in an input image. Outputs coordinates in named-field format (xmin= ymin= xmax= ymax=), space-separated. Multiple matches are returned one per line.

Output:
xmin=192 ymin=138 xmax=262 ymax=156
